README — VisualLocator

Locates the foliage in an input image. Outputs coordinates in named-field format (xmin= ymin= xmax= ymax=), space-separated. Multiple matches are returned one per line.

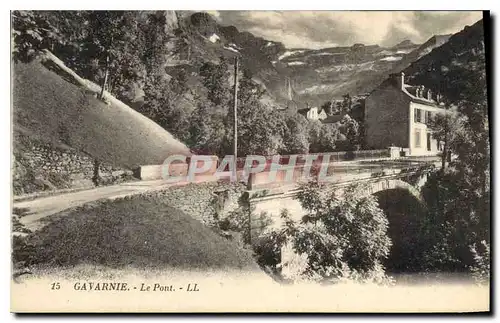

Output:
xmin=411 ymin=23 xmax=490 ymax=279
xmin=138 ymin=74 xmax=192 ymax=143
xmin=320 ymin=93 xmax=354 ymax=116
xmin=421 ymin=169 xmax=489 ymax=273
xmin=281 ymin=114 xmax=310 ymax=154
xmin=12 ymin=11 xmax=160 ymax=103
xmin=307 ymin=120 xmax=323 ymax=153
xmin=12 ymin=10 xmax=62 ymax=63
xmin=218 ymin=192 xmax=274 ymax=247
xmin=336 ymin=114 xmax=361 ymax=151
xmin=470 ymin=240 xmax=490 ymax=285
xmin=200 ymin=57 xmax=230 ymax=106
xmin=317 ymin=124 xmax=339 ymax=153
xmin=140 ymin=11 xmax=172 ymax=77
xmin=419 ymin=108 xmax=489 ymax=275
xmin=12 ymin=235 xmax=36 ymax=272
xmin=229 ymin=69 xmax=287 ymax=156
xmin=257 ymin=182 xmax=392 ymax=283
xmin=427 ymin=106 xmax=465 ymax=170
xmin=188 ymin=101 xmax=227 ymax=156
xmin=82 ymin=11 xmax=147 ymax=100
xmin=12 ymin=10 xmax=365 ymax=158
xmin=12 ymin=214 xmax=35 ymax=273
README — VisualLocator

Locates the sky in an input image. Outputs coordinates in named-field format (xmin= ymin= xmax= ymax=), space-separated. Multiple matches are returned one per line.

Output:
xmin=205 ymin=11 xmax=484 ymax=49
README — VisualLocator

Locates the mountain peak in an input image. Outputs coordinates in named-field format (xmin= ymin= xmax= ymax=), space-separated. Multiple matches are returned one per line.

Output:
xmin=428 ymin=34 xmax=452 ymax=44
xmin=392 ymin=39 xmax=416 ymax=49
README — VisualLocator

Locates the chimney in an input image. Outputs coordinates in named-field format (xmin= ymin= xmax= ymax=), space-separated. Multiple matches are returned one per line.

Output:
xmin=427 ymin=89 xmax=432 ymax=100
xmin=390 ymin=72 xmax=405 ymax=90
xmin=418 ymin=85 xmax=424 ymax=98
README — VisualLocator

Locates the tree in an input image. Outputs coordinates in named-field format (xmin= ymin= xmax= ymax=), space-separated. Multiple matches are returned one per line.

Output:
xmin=236 ymin=103 xmax=286 ymax=156
xmin=337 ymin=114 xmax=361 ymax=151
xmin=318 ymin=124 xmax=339 ymax=152
xmin=417 ymin=34 xmax=490 ymax=278
xmin=238 ymin=69 xmax=266 ymax=106
xmin=80 ymin=11 xmax=146 ymax=100
xmin=199 ymin=57 xmax=230 ymax=106
xmin=427 ymin=105 xmax=464 ymax=171
xmin=12 ymin=10 xmax=63 ymax=62
xmin=188 ymin=102 xmax=227 ymax=156
xmin=35 ymin=11 xmax=89 ymax=69
xmin=139 ymin=75 xmax=191 ymax=143
xmin=307 ymin=120 xmax=323 ymax=153
xmin=341 ymin=93 xmax=352 ymax=114
xmin=12 ymin=11 xmax=149 ymax=103
xmin=229 ymin=67 xmax=286 ymax=156
xmin=281 ymin=114 xmax=309 ymax=154
xmin=258 ymin=182 xmax=392 ymax=283
xmin=140 ymin=11 xmax=171 ymax=77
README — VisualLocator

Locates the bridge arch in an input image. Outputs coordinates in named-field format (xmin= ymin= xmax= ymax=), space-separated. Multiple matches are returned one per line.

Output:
xmin=362 ymin=178 xmax=423 ymax=203
xmin=372 ymin=182 xmax=429 ymax=273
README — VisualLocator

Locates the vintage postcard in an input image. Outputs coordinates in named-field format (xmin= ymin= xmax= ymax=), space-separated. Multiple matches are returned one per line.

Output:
xmin=10 ymin=10 xmax=490 ymax=313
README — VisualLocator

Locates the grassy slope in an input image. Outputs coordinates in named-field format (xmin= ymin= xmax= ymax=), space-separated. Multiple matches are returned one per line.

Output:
xmin=13 ymin=55 xmax=191 ymax=169
xmin=25 ymin=195 xmax=259 ymax=272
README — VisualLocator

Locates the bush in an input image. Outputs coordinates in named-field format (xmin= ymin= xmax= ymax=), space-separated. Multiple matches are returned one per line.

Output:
xmin=12 ymin=214 xmax=35 ymax=274
xmin=470 ymin=240 xmax=490 ymax=285
xmin=255 ymin=182 xmax=392 ymax=284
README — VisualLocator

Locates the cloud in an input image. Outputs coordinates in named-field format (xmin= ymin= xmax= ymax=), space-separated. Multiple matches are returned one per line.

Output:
xmin=208 ymin=11 xmax=483 ymax=49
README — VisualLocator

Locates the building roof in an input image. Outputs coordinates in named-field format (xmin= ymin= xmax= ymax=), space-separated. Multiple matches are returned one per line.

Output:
xmin=297 ymin=107 xmax=309 ymax=116
xmin=371 ymin=72 xmax=444 ymax=108
xmin=402 ymin=85 xmax=439 ymax=107
xmin=321 ymin=114 xmax=347 ymax=124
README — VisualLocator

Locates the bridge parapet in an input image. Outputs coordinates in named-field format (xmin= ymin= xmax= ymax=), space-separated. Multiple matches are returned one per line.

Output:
xmin=246 ymin=163 xmax=435 ymax=241
xmin=247 ymin=157 xmax=439 ymax=191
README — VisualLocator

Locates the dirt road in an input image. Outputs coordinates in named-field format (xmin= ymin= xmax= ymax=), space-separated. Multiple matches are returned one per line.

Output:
xmin=13 ymin=180 xmax=180 ymax=231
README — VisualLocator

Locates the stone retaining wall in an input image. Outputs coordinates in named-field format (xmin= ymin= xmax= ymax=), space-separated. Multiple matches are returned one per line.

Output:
xmin=13 ymin=139 xmax=132 ymax=195
xmin=151 ymin=182 xmax=247 ymax=226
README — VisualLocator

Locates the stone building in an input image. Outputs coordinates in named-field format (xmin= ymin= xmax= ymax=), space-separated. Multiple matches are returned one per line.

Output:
xmin=364 ymin=72 xmax=446 ymax=156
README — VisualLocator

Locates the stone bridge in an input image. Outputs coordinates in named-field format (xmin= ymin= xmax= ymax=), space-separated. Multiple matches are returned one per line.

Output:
xmin=246 ymin=157 xmax=439 ymax=238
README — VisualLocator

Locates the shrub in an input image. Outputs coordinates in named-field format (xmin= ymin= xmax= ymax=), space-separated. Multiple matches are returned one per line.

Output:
xmin=470 ymin=240 xmax=490 ymax=285
xmin=255 ymin=182 xmax=392 ymax=284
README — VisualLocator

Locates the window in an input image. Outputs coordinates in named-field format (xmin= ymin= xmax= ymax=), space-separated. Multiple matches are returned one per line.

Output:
xmin=414 ymin=108 xmax=423 ymax=123
xmin=415 ymin=129 xmax=421 ymax=148
xmin=427 ymin=132 xmax=432 ymax=151
xmin=425 ymin=111 xmax=432 ymax=125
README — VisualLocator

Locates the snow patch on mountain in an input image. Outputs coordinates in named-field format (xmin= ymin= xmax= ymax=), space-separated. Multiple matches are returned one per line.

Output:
xmin=287 ymin=61 xmax=306 ymax=66
xmin=311 ymin=52 xmax=338 ymax=56
xmin=375 ymin=50 xmax=394 ymax=57
xmin=380 ymin=56 xmax=403 ymax=62
xmin=278 ymin=50 xmax=306 ymax=61
xmin=396 ymin=49 xmax=412 ymax=54
xmin=315 ymin=61 xmax=376 ymax=73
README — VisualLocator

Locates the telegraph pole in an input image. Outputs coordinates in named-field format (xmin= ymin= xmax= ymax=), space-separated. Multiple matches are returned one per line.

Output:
xmin=232 ymin=56 xmax=239 ymax=181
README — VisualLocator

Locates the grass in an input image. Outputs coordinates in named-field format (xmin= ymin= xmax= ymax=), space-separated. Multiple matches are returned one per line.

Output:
xmin=21 ymin=195 xmax=260 ymax=273
xmin=13 ymin=56 xmax=191 ymax=169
